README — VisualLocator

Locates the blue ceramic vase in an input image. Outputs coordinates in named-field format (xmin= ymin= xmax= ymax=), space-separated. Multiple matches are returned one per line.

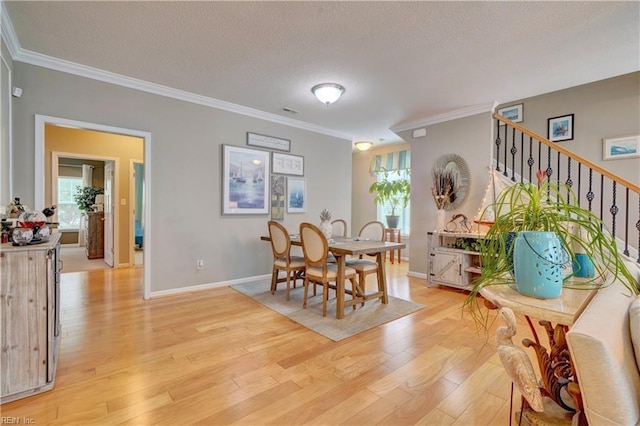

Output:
xmin=572 ymin=253 xmax=595 ymax=278
xmin=513 ymin=231 xmax=564 ymax=299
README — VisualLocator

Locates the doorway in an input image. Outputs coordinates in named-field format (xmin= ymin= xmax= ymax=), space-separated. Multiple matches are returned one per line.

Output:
xmin=35 ymin=114 xmax=152 ymax=299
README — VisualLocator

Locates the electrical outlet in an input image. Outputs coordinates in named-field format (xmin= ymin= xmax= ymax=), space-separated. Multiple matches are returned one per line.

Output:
xmin=196 ymin=259 xmax=204 ymax=270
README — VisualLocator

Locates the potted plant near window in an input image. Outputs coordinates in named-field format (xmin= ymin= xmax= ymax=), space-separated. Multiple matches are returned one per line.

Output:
xmin=368 ymin=168 xmax=410 ymax=229
xmin=464 ymin=170 xmax=638 ymax=317
xmin=74 ymin=186 xmax=104 ymax=213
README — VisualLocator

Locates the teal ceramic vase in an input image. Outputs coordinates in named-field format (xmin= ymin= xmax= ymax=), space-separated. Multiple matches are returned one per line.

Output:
xmin=513 ymin=231 xmax=564 ymax=299
xmin=572 ymin=253 xmax=595 ymax=278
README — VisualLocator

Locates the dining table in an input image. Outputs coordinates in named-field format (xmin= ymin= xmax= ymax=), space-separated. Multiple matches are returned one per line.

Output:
xmin=261 ymin=235 xmax=406 ymax=319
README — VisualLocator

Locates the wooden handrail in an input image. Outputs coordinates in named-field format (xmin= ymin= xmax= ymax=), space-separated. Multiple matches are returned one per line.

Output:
xmin=494 ymin=114 xmax=640 ymax=194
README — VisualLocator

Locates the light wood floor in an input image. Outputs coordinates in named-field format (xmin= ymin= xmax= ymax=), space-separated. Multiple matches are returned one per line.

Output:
xmin=1 ymin=262 xmax=534 ymax=425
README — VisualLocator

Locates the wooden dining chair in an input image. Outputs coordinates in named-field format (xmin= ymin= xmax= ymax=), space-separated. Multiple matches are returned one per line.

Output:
xmin=347 ymin=221 xmax=386 ymax=296
xmin=267 ymin=221 xmax=306 ymax=301
xmin=299 ymin=222 xmax=359 ymax=317
xmin=331 ymin=219 xmax=347 ymax=237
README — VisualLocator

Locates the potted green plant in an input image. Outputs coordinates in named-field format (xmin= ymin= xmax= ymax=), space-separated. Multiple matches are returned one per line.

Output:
xmin=74 ymin=186 xmax=104 ymax=213
xmin=368 ymin=168 xmax=410 ymax=229
xmin=464 ymin=170 xmax=638 ymax=314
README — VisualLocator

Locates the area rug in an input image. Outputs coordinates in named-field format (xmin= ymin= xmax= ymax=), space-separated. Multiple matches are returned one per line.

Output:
xmin=231 ymin=281 xmax=425 ymax=341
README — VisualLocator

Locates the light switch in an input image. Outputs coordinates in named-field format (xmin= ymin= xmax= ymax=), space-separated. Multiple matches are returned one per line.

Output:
xmin=121 ymin=198 xmax=127 ymax=205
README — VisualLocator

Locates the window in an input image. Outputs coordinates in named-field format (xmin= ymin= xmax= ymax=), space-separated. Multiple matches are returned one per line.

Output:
xmin=57 ymin=177 xmax=82 ymax=230
xmin=376 ymin=169 xmax=410 ymax=234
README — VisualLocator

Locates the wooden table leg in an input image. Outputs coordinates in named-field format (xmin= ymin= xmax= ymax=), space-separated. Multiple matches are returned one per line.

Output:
xmin=376 ymin=252 xmax=388 ymax=304
xmin=336 ymin=254 xmax=345 ymax=319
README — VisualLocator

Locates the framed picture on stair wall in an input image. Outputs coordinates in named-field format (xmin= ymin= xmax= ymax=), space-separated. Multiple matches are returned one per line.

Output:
xmin=222 ymin=145 xmax=270 ymax=215
xmin=497 ymin=103 xmax=523 ymax=124
xmin=603 ymin=134 xmax=640 ymax=160
xmin=547 ymin=114 xmax=574 ymax=142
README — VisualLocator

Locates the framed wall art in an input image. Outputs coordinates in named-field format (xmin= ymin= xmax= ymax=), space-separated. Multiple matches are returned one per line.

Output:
xmin=270 ymin=175 xmax=286 ymax=220
xmin=603 ymin=134 xmax=640 ymax=160
xmin=497 ymin=103 xmax=523 ymax=124
xmin=247 ymin=132 xmax=290 ymax=152
xmin=286 ymin=177 xmax=306 ymax=213
xmin=272 ymin=152 xmax=304 ymax=176
xmin=222 ymin=145 xmax=270 ymax=215
xmin=547 ymin=114 xmax=574 ymax=142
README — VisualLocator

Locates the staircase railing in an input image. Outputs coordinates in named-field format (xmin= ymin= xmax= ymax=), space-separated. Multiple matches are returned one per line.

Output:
xmin=493 ymin=113 xmax=640 ymax=263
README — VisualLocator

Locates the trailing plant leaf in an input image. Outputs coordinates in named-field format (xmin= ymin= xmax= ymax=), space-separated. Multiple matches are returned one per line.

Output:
xmin=463 ymin=172 xmax=639 ymax=328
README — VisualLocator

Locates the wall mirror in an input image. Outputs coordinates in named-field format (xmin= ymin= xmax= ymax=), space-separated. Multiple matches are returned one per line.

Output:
xmin=435 ymin=154 xmax=470 ymax=211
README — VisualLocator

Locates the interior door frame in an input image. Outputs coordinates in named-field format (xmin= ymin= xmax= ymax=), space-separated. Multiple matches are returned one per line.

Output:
xmin=35 ymin=114 xmax=152 ymax=299
xmin=129 ymin=159 xmax=144 ymax=267
xmin=51 ymin=151 xmax=118 ymax=263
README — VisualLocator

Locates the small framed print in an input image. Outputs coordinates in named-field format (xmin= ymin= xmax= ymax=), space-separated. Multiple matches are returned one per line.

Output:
xmin=497 ymin=104 xmax=523 ymax=125
xmin=603 ymin=134 xmax=640 ymax=160
xmin=547 ymin=114 xmax=574 ymax=142
xmin=270 ymin=175 xmax=286 ymax=220
xmin=287 ymin=177 xmax=306 ymax=213
xmin=247 ymin=132 xmax=290 ymax=152
xmin=272 ymin=152 xmax=304 ymax=176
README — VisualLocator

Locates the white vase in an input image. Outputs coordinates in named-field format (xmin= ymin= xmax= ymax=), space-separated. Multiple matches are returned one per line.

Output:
xmin=436 ymin=209 xmax=446 ymax=232
xmin=319 ymin=220 xmax=332 ymax=240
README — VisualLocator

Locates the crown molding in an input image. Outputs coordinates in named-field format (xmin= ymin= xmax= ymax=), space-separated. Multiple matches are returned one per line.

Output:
xmin=1 ymin=2 xmax=20 ymax=58
xmin=1 ymin=3 xmax=351 ymax=141
xmin=390 ymin=101 xmax=499 ymax=133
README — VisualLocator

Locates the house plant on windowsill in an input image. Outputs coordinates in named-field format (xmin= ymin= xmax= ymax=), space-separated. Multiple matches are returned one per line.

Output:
xmin=368 ymin=167 xmax=410 ymax=229
xmin=464 ymin=170 xmax=638 ymax=320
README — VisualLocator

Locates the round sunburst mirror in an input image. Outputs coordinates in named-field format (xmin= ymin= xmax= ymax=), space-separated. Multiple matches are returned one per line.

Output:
xmin=435 ymin=154 xmax=470 ymax=211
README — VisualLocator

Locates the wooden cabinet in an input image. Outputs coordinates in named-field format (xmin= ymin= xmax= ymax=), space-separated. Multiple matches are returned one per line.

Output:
xmin=85 ymin=212 xmax=104 ymax=259
xmin=428 ymin=231 xmax=483 ymax=290
xmin=1 ymin=233 xmax=61 ymax=404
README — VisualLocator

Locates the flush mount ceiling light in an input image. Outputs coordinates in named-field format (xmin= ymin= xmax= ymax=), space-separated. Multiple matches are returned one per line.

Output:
xmin=311 ymin=83 xmax=345 ymax=106
xmin=355 ymin=141 xmax=373 ymax=151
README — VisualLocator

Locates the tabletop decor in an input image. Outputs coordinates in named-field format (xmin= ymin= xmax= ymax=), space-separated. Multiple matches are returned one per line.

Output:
xmin=465 ymin=170 xmax=637 ymax=319
xmin=319 ymin=209 xmax=332 ymax=239
xmin=222 ymin=145 xmax=270 ymax=215
xmin=431 ymin=166 xmax=457 ymax=231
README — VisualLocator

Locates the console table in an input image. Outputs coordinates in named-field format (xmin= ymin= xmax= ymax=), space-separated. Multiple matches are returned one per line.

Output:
xmin=481 ymin=280 xmax=603 ymax=425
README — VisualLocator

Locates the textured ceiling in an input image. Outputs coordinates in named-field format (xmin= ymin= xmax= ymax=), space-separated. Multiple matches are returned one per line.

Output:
xmin=3 ymin=1 xmax=640 ymax=148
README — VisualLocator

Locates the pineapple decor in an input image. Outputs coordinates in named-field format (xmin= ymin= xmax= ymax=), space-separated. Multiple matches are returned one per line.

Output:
xmin=319 ymin=209 xmax=333 ymax=240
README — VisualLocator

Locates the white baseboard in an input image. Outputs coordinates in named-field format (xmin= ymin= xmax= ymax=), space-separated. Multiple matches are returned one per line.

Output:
xmin=150 ymin=273 xmax=271 ymax=298
xmin=408 ymin=270 xmax=428 ymax=280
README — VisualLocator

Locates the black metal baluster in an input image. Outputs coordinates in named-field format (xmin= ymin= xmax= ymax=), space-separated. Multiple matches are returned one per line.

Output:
xmin=510 ymin=127 xmax=517 ymax=181
xmin=623 ymin=188 xmax=629 ymax=257
xmin=556 ymin=152 xmax=562 ymax=203
xmin=600 ymin=175 xmax=605 ymax=228
xmin=520 ymin=133 xmax=524 ymax=183
xmin=565 ymin=158 xmax=573 ymax=204
xmin=527 ymin=136 xmax=534 ymax=183
xmin=503 ymin=123 xmax=508 ymax=177
xmin=610 ymin=181 xmax=618 ymax=239
xmin=495 ymin=119 xmax=501 ymax=172
xmin=586 ymin=169 xmax=594 ymax=212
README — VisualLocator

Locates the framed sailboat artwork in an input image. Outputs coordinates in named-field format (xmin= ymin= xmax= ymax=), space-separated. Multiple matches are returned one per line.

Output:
xmin=222 ymin=145 xmax=270 ymax=215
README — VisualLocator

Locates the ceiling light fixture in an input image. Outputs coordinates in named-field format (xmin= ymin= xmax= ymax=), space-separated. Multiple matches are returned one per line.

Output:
xmin=311 ymin=83 xmax=345 ymax=106
xmin=355 ymin=141 xmax=373 ymax=151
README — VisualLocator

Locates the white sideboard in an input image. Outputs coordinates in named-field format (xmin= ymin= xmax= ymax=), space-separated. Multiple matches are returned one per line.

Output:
xmin=427 ymin=231 xmax=483 ymax=290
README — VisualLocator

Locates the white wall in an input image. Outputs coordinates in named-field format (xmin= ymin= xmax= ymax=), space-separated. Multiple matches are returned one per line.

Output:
xmin=11 ymin=62 xmax=352 ymax=293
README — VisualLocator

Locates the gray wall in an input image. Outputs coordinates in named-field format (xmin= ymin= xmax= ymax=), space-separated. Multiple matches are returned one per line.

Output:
xmin=1 ymin=40 xmax=13 ymax=206
xmin=497 ymin=72 xmax=640 ymax=185
xmin=399 ymin=113 xmax=493 ymax=276
xmin=11 ymin=62 xmax=352 ymax=293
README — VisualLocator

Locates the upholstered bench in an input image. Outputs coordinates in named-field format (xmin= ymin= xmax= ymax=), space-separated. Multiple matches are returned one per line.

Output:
xmin=566 ymin=260 xmax=640 ymax=425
